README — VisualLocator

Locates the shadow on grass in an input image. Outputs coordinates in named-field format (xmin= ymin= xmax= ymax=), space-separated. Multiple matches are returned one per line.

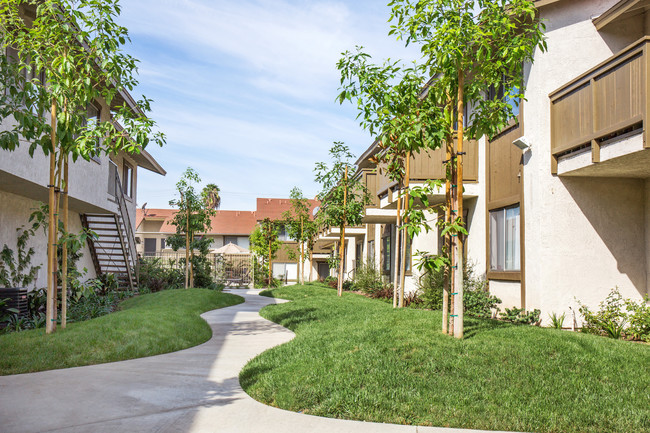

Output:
xmin=239 ymin=363 xmax=273 ymax=390
xmin=264 ymin=307 xmax=318 ymax=330
xmin=462 ymin=316 xmax=511 ymax=339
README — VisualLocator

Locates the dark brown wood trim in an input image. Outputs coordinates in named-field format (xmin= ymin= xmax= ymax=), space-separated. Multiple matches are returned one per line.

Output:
xmin=487 ymin=271 xmax=522 ymax=281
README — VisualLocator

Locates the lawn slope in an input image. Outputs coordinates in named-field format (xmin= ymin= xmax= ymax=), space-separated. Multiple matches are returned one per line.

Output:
xmin=242 ymin=284 xmax=649 ymax=433
xmin=0 ymin=289 xmax=243 ymax=375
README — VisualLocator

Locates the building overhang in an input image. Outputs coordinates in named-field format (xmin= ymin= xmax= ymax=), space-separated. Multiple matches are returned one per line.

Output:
xmin=557 ymin=131 xmax=650 ymax=177
xmin=363 ymin=208 xmax=397 ymax=224
xmin=593 ymin=0 xmax=650 ymax=31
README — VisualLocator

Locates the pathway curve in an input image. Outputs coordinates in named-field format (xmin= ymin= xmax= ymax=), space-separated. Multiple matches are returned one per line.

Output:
xmin=0 ymin=289 xmax=512 ymax=433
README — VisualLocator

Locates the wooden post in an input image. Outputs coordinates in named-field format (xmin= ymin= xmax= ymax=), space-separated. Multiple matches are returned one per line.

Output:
xmin=183 ymin=192 xmax=189 ymax=289
xmin=454 ymin=69 xmax=465 ymax=339
xmin=393 ymin=176 xmax=402 ymax=308
xmin=61 ymin=156 xmax=69 ymax=329
xmin=399 ymin=151 xmax=411 ymax=308
xmin=268 ymin=236 xmax=273 ymax=286
xmin=337 ymin=166 xmax=348 ymax=297
xmin=443 ymin=133 xmax=452 ymax=335
xmin=300 ymin=217 xmax=305 ymax=285
xmin=46 ymin=100 xmax=57 ymax=334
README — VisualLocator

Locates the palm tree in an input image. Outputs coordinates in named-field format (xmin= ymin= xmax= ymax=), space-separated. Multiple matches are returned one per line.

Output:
xmin=202 ymin=183 xmax=221 ymax=210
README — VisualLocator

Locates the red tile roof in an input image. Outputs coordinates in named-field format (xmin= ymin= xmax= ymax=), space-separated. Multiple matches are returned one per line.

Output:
xmin=256 ymin=198 xmax=319 ymax=221
xmin=136 ymin=208 xmax=258 ymax=235
xmin=136 ymin=197 xmax=320 ymax=236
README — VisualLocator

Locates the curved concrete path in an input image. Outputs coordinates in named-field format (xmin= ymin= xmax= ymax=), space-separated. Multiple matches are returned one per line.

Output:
xmin=0 ymin=289 xmax=512 ymax=433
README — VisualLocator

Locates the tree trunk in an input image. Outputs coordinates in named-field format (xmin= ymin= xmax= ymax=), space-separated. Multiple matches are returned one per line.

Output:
xmin=190 ymin=232 xmax=194 ymax=288
xmin=454 ymin=69 xmax=465 ymax=339
xmin=308 ymin=248 xmax=313 ymax=282
xmin=337 ymin=167 xmax=348 ymax=297
xmin=46 ymin=100 xmax=57 ymax=334
xmin=268 ymin=239 xmax=273 ymax=286
xmin=399 ymin=151 xmax=411 ymax=308
xmin=300 ymin=218 xmax=305 ymax=285
xmin=183 ymin=193 xmax=189 ymax=289
xmin=393 ymin=176 xmax=402 ymax=308
xmin=61 ymin=156 xmax=69 ymax=329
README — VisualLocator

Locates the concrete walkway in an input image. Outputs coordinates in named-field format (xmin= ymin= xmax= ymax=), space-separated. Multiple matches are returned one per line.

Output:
xmin=0 ymin=289 xmax=511 ymax=433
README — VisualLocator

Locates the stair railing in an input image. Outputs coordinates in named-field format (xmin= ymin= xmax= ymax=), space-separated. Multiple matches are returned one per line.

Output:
xmin=113 ymin=170 xmax=138 ymax=288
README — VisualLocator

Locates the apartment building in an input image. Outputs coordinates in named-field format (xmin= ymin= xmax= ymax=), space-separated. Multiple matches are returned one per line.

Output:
xmin=325 ymin=0 xmax=650 ymax=323
xmin=136 ymin=198 xmax=319 ymax=282
xmin=0 ymin=95 xmax=166 ymax=290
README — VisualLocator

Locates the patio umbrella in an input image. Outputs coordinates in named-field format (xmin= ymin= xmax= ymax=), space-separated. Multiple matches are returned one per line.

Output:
xmin=213 ymin=242 xmax=250 ymax=254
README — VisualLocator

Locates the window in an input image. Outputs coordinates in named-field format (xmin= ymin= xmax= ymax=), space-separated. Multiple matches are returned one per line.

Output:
xmin=488 ymin=75 xmax=520 ymax=120
xmin=276 ymin=224 xmax=289 ymax=241
xmin=356 ymin=241 xmax=363 ymax=269
xmin=86 ymin=103 xmax=101 ymax=161
xmin=160 ymin=238 xmax=166 ymax=250
xmin=144 ymin=238 xmax=156 ymax=256
xmin=108 ymin=160 xmax=118 ymax=196
xmin=367 ymin=240 xmax=375 ymax=264
xmin=489 ymin=205 xmax=520 ymax=271
xmin=224 ymin=236 xmax=238 ymax=246
xmin=382 ymin=225 xmax=392 ymax=275
xmin=123 ymin=162 xmax=133 ymax=199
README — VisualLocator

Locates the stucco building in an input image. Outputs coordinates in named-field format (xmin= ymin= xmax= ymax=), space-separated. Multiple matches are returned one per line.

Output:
xmin=321 ymin=0 xmax=650 ymax=324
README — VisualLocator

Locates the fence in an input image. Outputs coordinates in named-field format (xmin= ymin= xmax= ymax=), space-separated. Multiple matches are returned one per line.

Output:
xmin=142 ymin=251 xmax=253 ymax=287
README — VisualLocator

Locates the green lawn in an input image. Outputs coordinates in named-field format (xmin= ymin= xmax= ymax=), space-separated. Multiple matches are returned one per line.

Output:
xmin=0 ymin=289 xmax=243 ymax=375
xmin=242 ymin=283 xmax=649 ymax=433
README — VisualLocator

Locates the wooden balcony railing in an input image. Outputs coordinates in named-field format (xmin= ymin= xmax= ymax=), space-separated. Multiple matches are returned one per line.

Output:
xmin=550 ymin=37 xmax=650 ymax=173
xmin=374 ymin=140 xmax=479 ymax=197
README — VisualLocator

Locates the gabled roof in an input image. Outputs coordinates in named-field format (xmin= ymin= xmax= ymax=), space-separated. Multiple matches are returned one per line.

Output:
xmin=256 ymin=198 xmax=319 ymax=221
xmin=136 ymin=208 xmax=258 ymax=235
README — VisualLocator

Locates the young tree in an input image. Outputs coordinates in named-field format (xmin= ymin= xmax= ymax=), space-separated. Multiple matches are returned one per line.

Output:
xmin=315 ymin=143 xmax=369 ymax=296
xmin=338 ymin=0 xmax=545 ymax=337
xmin=282 ymin=187 xmax=316 ymax=285
xmin=249 ymin=218 xmax=281 ymax=286
xmin=168 ymin=168 xmax=216 ymax=289
xmin=0 ymin=0 xmax=165 ymax=333
xmin=202 ymin=183 xmax=221 ymax=210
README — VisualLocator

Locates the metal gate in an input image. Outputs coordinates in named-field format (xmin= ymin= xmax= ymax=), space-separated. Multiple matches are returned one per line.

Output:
xmin=213 ymin=253 xmax=253 ymax=288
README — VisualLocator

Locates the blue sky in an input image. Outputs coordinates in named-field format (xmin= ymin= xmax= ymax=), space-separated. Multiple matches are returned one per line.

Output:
xmin=120 ymin=0 xmax=420 ymax=211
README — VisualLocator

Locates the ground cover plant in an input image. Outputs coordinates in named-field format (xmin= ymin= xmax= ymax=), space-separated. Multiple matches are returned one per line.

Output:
xmin=243 ymin=284 xmax=649 ymax=433
xmin=0 ymin=289 xmax=243 ymax=375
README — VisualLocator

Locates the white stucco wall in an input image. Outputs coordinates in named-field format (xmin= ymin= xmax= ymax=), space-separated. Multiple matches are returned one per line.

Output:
xmin=0 ymin=189 xmax=96 ymax=290
xmin=523 ymin=0 xmax=649 ymax=324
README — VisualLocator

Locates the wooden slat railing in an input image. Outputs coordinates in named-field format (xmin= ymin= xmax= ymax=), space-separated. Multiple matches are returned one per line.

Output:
xmin=550 ymin=37 xmax=650 ymax=173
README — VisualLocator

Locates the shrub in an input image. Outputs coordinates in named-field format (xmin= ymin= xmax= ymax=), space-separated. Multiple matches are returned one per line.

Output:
xmin=626 ymin=297 xmax=650 ymax=342
xmin=549 ymin=312 xmax=566 ymax=330
xmin=139 ymin=257 xmax=184 ymax=292
xmin=191 ymin=254 xmax=214 ymax=288
xmin=352 ymin=261 xmax=383 ymax=294
xmin=415 ymin=262 xmax=498 ymax=317
xmin=578 ymin=288 xmax=629 ymax=339
xmin=342 ymin=280 xmax=354 ymax=291
xmin=500 ymin=307 xmax=541 ymax=325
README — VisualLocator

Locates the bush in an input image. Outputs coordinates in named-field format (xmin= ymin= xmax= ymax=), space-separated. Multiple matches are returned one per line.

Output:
xmin=416 ymin=262 xmax=498 ymax=318
xmin=626 ymin=297 xmax=650 ymax=342
xmin=191 ymin=254 xmax=214 ymax=288
xmin=578 ymin=288 xmax=650 ymax=341
xmin=139 ymin=257 xmax=184 ymax=292
xmin=342 ymin=280 xmax=354 ymax=291
xmin=352 ymin=261 xmax=383 ymax=295
xmin=499 ymin=307 xmax=541 ymax=325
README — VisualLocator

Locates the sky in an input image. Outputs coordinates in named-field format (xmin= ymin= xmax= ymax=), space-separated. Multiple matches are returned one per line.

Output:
xmin=119 ymin=0 xmax=420 ymax=211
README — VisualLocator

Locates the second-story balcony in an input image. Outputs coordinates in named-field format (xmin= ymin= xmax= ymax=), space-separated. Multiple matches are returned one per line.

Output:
xmin=550 ymin=37 xmax=650 ymax=177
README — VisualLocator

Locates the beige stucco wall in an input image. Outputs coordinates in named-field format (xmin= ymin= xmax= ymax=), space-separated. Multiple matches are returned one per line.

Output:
xmin=0 ymin=189 xmax=96 ymax=289
xmin=522 ymin=0 xmax=649 ymax=324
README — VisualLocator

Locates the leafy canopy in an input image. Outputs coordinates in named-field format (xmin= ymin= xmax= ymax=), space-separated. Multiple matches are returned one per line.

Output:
xmin=314 ymin=143 xmax=370 ymax=230
xmin=0 ymin=0 xmax=165 ymax=159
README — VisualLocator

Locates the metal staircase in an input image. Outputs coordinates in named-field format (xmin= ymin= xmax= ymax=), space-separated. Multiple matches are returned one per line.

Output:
xmin=81 ymin=170 xmax=138 ymax=290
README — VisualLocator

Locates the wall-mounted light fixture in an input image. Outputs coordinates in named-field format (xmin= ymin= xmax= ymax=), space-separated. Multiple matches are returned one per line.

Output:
xmin=512 ymin=136 xmax=531 ymax=151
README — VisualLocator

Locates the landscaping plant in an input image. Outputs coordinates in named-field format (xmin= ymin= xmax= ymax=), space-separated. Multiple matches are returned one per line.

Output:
xmin=314 ymin=143 xmax=370 ymax=296
xmin=578 ymin=287 xmax=650 ymax=341
xmin=549 ymin=312 xmax=566 ymax=330
xmin=499 ymin=307 xmax=541 ymax=326
xmin=282 ymin=187 xmax=317 ymax=285
xmin=168 ymin=168 xmax=216 ymax=289
xmin=249 ymin=218 xmax=282 ymax=286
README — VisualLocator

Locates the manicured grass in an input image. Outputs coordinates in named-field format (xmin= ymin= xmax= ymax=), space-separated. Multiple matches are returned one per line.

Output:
xmin=0 ymin=289 xmax=243 ymax=375
xmin=242 ymin=283 xmax=649 ymax=433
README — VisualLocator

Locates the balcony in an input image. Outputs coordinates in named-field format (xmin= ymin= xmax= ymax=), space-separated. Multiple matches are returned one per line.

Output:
xmin=550 ymin=37 xmax=650 ymax=177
